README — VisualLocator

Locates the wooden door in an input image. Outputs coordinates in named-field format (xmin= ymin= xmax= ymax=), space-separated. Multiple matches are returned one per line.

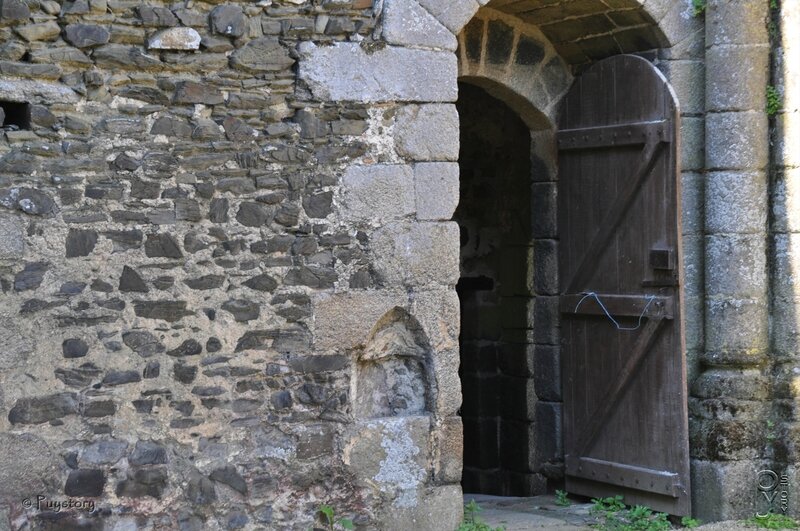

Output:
xmin=557 ymin=55 xmax=690 ymax=516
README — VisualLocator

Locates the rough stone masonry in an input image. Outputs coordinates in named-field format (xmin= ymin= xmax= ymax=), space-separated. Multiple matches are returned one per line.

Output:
xmin=0 ymin=0 xmax=468 ymax=528
xmin=0 ymin=0 xmax=794 ymax=528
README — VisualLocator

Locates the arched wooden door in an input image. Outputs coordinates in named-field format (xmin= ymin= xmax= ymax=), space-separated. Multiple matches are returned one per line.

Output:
xmin=557 ymin=55 xmax=690 ymax=516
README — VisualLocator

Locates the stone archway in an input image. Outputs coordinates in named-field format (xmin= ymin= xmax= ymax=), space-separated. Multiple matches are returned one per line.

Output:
xmin=299 ymin=0 xmax=704 ymax=527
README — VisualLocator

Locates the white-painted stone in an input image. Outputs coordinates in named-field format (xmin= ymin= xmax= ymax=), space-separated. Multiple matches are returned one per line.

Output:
xmin=382 ymin=0 xmax=457 ymax=51
xmin=298 ymin=42 xmax=457 ymax=102
xmin=0 ymin=213 xmax=23 ymax=259
xmin=417 ymin=0 xmax=480 ymax=34
xmin=147 ymin=27 xmax=202 ymax=50
xmin=371 ymin=221 xmax=460 ymax=287
xmin=414 ymin=162 xmax=459 ymax=220
xmin=394 ymin=104 xmax=459 ymax=161
xmin=340 ymin=164 xmax=415 ymax=222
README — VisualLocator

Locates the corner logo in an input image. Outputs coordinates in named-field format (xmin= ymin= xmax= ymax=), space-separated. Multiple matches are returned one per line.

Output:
xmin=756 ymin=470 xmax=789 ymax=518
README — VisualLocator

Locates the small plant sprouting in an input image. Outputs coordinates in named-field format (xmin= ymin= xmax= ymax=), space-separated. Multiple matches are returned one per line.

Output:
xmin=771 ymin=0 xmax=779 ymax=10
xmin=768 ymin=85 xmax=782 ymax=117
xmin=317 ymin=504 xmax=354 ymax=531
xmin=590 ymin=495 xmax=671 ymax=530
xmin=682 ymin=516 xmax=702 ymax=528
xmin=745 ymin=512 xmax=800 ymax=529
xmin=555 ymin=489 xmax=571 ymax=507
xmin=457 ymin=500 xmax=505 ymax=531
xmin=692 ymin=0 xmax=706 ymax=17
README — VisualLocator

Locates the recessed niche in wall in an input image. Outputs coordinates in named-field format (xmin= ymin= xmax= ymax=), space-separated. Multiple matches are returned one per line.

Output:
xmin=0 ymin=101 xmax=31 ymax=130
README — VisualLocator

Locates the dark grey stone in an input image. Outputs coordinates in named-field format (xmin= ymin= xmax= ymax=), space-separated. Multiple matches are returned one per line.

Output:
xmin=274 ymin=203 xmax=300 ymax=226
xmin=133 ymin=300 xmax=193 ymax=322
xmin=487 ymin=19 xmax=513 ymax=64
xmin=222 ymin=116 xmax=255 ymax=142
xmin=60 ymin=0 xmax=88 ymax=15
xmin=93 ymin=44 xmax=163 ymax=69
xmin=60 ymin=281 xmax=87 ymax=294
xmin=303 ymin=192 xmax=333 ymax=219
xmin=151 ymin=116 xmax=192 ymax=137
xmin=221 ymin=299 xmax=259 ymax=322
xmin=243 ymin=273 xmax=278 ymax=292
xmin=217 ymin=177 xmax=256 ymax=194
xmin=209 ymin=465 xmax=247 ymax=495
xmin=143 ymin=360 xmax=160 ymax=379
xmin=145 ymin=233 xmax=183 ymax=258
xmin=288 ymin=355 xmax=348 ymax=374
xmin=130 ymin=441 xmax=168 ymax=465
xmin=84 ymin=400 xmax=115 ymax=417
xmin=203 ymin=337 xmax=222 ymax=356
xmin=226 ymin=511 xmax=249 ymax=529
xmin=284 ymin=265 xmax=336 ymax=289
xmin=105 ymin=229 xmax=143 ymax=251
xmin=55 ymin=363 xmax=102 ymax=388
xmin=62 ymin=338 xmax=89 ymax=358
xmin=173 ymin=362 xmax=197 ymax=384
xmin=8 ymin=392 xmax=78 ymax=424
xmin=175 ymin=198 xmax=202 ymax=221
xmin=81 ymin=440 xmax=128 ymax=465
xmin=118 ymin=85 xmax=169 ymax=106
xmin=102 ymin=370 xmax=141 ymax=386
xmin=119 ymin=265 xmax=148 ymax=293
xmin=167 ymin=339 xmax=202 ymax=357
xmin=123 ymin=331 xmax=165 ymax=358
xmin=66 ymin=229 xmax=98 ymax=258
xmin=191 ymin=386 xmax=224 ymax=397
xmin=229 ymin=37 xmax=294 ymax=73
xmin=0 ymin=0 xmax=29 ymax=21
xmin=0 ymin=187 xmax=56 ymax=216
xmin=112 ymin=153 xmax=141 ymax=172
xmin=236 ymin=202 xmax=271 ymax=227
xmin=173 ymin=81 xmax=224 ymax=105
xmin=137 ymin=5 xmax=178 ymax=26
xmin=210 ymin=5 xmax=245 ymax=37
xmin=270 ymin=390 xmax=292 ymax=410
xmin=209 ymin=198 xmax=229 ymax=223
xmin=64 ymin=469 xmax=105 ymax=497
xmin=184 ymin=275 xmax=225 ymax=290
xmin=185 ymin=472 xmax=217 ymax=505
xmin=91 ymin=279 xmax=113 ymax=292
xmin=63 ymin=24 xmax=110 ymax=48
xmin=14 ymin=261 xmax=48 ymax=291
xmin=516 ymin=35 xmax=545 ymax=66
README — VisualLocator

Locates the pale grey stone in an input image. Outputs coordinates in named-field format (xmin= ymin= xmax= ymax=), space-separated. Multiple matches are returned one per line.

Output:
xmin=414 ymin=162 xmax=459 ymax=221
xmin=0 ymin=318 xmax=33 ymax=370
xmin=416 ymin=0 xmax=479 ymax=33
xmin=382 ymin=0 xmax=457 ymax=51
xmin=298 ymin=42 xmax=457 ymax=103
xmin=706 ymin=112 xmax=768 ymax=171
xmin=0 ymin=79 xmax=78 ymax=104
xmin=0 ymin=433 xmax=59 ymax=501
xmin=706 ymin=46 xmax=769 ymax=112
xmin=0 ymin=213 xmax=23 ymax=258
xmin=148 ymin=27 xmax=201 ymax=50
xmin=340 ymin=164 xmax=415 ymax=222
xmin=705 ymin=234 xmax=767 ymax=298
xmin=15 ymin=21 xmax=60 ymax=42
xmin=371 ymin=222 xmax=460 ymax=287
xmin=705 ymin=171 xmax=767 ymax=234
xmin=394 ymin=104 xmax=459 ymax=161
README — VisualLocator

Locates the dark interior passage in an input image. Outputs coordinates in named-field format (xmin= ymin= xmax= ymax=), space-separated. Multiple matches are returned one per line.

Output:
xmin=456 ymin=82 xmax=539 ymax=496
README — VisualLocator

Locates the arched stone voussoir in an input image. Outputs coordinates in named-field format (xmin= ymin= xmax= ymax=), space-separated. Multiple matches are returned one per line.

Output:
xmin=415 ymin=0 xmax=488 ymax=35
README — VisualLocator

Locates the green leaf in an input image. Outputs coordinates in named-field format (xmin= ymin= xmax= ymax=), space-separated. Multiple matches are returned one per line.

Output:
xmin=338 ymin=518 xmax=355 ymax=530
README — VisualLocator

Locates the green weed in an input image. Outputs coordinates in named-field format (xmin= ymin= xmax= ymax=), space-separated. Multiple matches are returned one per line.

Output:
xmin=767 ymin=85 xmax=782 ymax=116
xmin=457 ymin=500 xmax=505 ymax=531
xmin=317 ymin=504 xmax=354 ymax=531
xmin=745 ymin=512 xmax=799 ymax=529
xmin=555 ymin=489 xmax=571 ymax=507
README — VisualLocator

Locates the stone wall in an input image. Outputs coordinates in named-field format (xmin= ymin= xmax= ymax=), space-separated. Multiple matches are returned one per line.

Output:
xmin=0 ymin=0 xmax=787 ymax=526
xmin=0 ymin=0 xmax=466 ymax=529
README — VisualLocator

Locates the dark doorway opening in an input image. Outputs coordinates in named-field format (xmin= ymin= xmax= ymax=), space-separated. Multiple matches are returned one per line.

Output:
xmin=456 ymin=82 xmax=539 ymax=496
